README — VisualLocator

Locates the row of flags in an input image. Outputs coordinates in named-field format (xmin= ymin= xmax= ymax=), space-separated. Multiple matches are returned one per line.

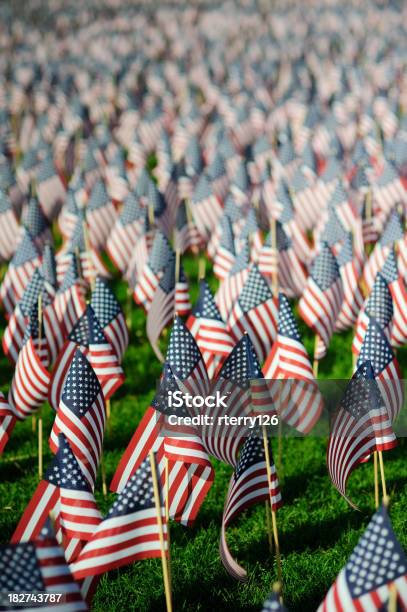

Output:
xmin=0 ymin=0 xmax=407 ymax=609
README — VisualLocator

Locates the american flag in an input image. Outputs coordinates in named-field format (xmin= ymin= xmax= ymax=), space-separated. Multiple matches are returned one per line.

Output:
xmin=106 ymin=192 xmax=143 ymax=274
xmin=326 ymin=180 xmax=357 ymax=234
xmin=334 ymin=233 xmax=365 ymax=332
xmin=220 ymin=431 xmax=282 ymax=581
xmin=147 ymin=256 xmax=177 ymax=361
xmin=230 ymin=159 xmax=250 ymax=205
xmin=263 ymin=293 xmax=323 ymax=433
xmin=298 ymin=242 xmax=343 ymax=360
xmin=41 ymin=243 xmax=57 ymax=296
xmin=23 ymin=194 xmax=52 ymax=250
xmin=352 ymin=274 xmax=393 ymax=358
xmin=207 ymin=151 xmax=229 ymax=202
xmin=228 ymin=264 xmax=278 ymax=363
xmin=380 ymin=249 xmax=407 ymax=348
xmin=258 ymin=221 xmax=307 ymax=298
xmin=90 ymin=276 xmax=129 ymax=363
xmin=86 ymin=180 xmax=117 ymax=252
xmin=8 ymin=302 xmax=51 ymax=420
xmin=357 ymin=317 xmax=403 ymax=422
xmin=71 ymin=455 xmax=167 ymax=579
xmin=274 ymin=180 xmax=312 ymax=264
xmin=111 ymin=317 xmax=213 ymax=526
xmin=43 ymin=254 xmax=87 ymax=366
xmin=0 ymin=230 xmax=41 ymax=317
xmin=0 ymin=187 xmax=20 ymax=261
xmin=173 ymin=201 xmax=204 ymax=254
xmin=49 ymin=349 xmax=106 ymax=487
xmin=175 ymin=265 xmax=191 ymax=316
xmin=35 ymin=154 xmax=66 ymax=221
xmin=0 ymin=391 xmax=16 ymax=456
xmin=373 ymin=160 xmax=407 ymax=216
xmin=2 ymin=268 xmax=46 ymax=364
xmin=58 ymin=182 xmax=81 ymax=243
xmin=327 ymin=361 xmax=396 ymax=508
xmin=189 ymin=279 xmax=234 ymax=378
xmin=2 ymin=523 xmax=87 ymax=611
xmin=318 ymin=505 xmax=407 ymax=611
xmin=213 ymin=215 xmax=236 ymax=281
xmin=86 ymin=305 xmax=125 ymax=401
xmin=190 ymin=174 xmax=223 ymax=240
xmin=290 ymin=167 xmax=321 ymax=231
xmin=149 ymin=179 xmax=174 ymax=239
xmin=45 ymin=434 xmax=102 ymax=541
xmin=215 ymin=240 xmax=251 ymax=321
xmin=363 ymin=210 xmax=404 ymax=293
xmin=133 ymin=231 xmax=174 ymax=311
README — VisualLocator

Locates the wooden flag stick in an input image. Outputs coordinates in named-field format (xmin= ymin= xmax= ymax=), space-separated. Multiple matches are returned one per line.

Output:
xmin=150 ymin=452 xmax=172 ymax=612
xmin=164 ymin=457 xmax=172 ymax=590
xmin=32 ymin=416 xmax=36 ymax=433
xmin=175 ymin=249 xmax=181 ymax=284
xmin=198 ymin=257 xmax=206 ymax=281
xmin=378 ymin=450 xmax=388 ymax=502
xmin=388 ymin=582 xmax=397 ymax=612
xmin=374 ymin=451 xmax=380 ymax=509
xmin=82 ymin=220 xmax=96 ymax=291
xmin=100 ymin=452 xmax=107 ymax=496
xmin=262 ymin=426 xmax=283 ymax=588
xmin=38 ymin=293 xmax=43 ymax=479
xmin=148 ymin=204 xmax=155 ymax=227
xmin=106 ymin=399 xmax=111 ymax=420
xmin=270 ymin=218 xmax=279 ymax=298
xmin=312 ymin=335 xmax=319 ymax=378
xmin=265 ymin=500 xmax=273 ymax=553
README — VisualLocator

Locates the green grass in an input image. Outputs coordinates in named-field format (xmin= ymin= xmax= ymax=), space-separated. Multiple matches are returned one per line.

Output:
xmin=0 ymin=256 xmax=406 ymax=611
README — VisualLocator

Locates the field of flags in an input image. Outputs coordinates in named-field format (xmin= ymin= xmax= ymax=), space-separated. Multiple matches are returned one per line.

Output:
xmin=0 ymin=0 xmax=407 ymax=610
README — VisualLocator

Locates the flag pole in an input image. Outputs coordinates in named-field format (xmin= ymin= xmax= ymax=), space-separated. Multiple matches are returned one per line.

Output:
xmin=262 ymin=426 xmax=282 ymax=588
xmin=164 ymin=457 xmax=172 ymax=590
xmin=270 ymin=217 xmax=278 ymax=299
xmin=378 ymin=450 xmax=388 ymax=502
xmin=82 ymin=219 xmax=96 ymax=292
xmin=374 ymin=452 xmax=380 ymax=509
xmin=388 ymin=582 xmax=397 ymax=612
xmin=312 ymin=335 xmax=319 ymax=378
xmin=198 ymin=257 xmax=206 ymax=280
xmin=150 ymin=452 xmax=172 ymax=612
xmin=38 ymin=293 xmax=43 ymax=480
xmin=265 ymin=500 xmax=273 ymax=553
xmin=126 ymin=287 xmax=132 ymax=332
xmin=100 ymin=451 xmax=107 ymax=497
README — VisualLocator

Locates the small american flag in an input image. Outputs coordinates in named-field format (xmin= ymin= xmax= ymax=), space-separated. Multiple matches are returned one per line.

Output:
xmin=220 ymin=430 xmax=282 ymax=581
xmin=90 ymin=276 xmax=129 ymax=363
xmin=318 ymin=505 xmax=407 ymax=611
xmin=147 ymin=256 xmax=177 ymax=361
xmin=373 ymin=160 xmax=407 ymax=216
xmin=0 ymin=391 xmax=16 ymax=456
xmin=86 ymin=180 xmax=117 ymax=252
xmin=23 ymin=194 xmax=52 ymax=250
xmin=106 ymin=192 xmax=143 ymax=274
xmin=190 ymin=174 xmax=223 ymax=240
xmin=0 ymin=187 xmax=20 ymax=261
xmin=2 ymin=524 xmax=87 ymax=610
xmin=0 ymin=230 xmax=41 ymax=316
xmin=49 ymin=349 xmax=106 ymax=488
xmin=35 ymin=154 xmax=66 ymax=221
xmin=327 ymin=361 xmax=396 ymax=508
xmin=264 ymin=293 xmax=323 ymax=433
xmin=45 ymin=434 xmax=102 ymax=541
xmin=173 ymin=201 xmax=204 ymax=254
xmin=334 ymin=233 xmax=365 ymax=332
xmin=133 ymin=231 xmax=174 ymax=311
xmin=215 ymin=240 xmax=251 ymax=321
xmin=298 ymin=242 xmax=343 ymax=360
xmin=8 ymin=302 xmax=51 ymax=420
xmin=213 ymin=215 xmax=236 ymax=281
xmin=71 ymin=455 xmax=167 ymax=579
xmin=380 ymin=249 xmax=407 ymax=347
xmin=357 ymin=317 xmax=403 ymax=422
xmin=352 ymin=274 xmax=393 ymax=358
xmin=363 ymin=210 xmax=404 ymax=293
xmin=228 ymin=264 xmax=278 ymax=363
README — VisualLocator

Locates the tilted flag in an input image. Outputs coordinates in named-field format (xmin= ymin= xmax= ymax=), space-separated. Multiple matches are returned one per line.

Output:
xmin=215 ymin=240 xmax=251 ymax=321
xmin=352 ymin=274 xmax=393 ymax=358
xmin=106 ymin=192 xmax=143 ymax=274
xmin=147 ymin=256 xmax=177 ymax=361
xmin=213 ymin=215 xmax=236 ymax=281
xmin=0 ymin=187 xmax=20 ymax=261
xmin=327 ymin=361 xmax=396 ymax=508
xmin=43 ymin=254 xmax=87 ymax=365
xmin=133 ymin=231 xmax=174 ymax=311
xmin=264 ymin=294 xmax=323 ymax=433
xmin=71 ymin=456 xmax=167 ymax=580
xmin=357 ymin=318 xmax=403 ymax=422
xmin=334 ymin=233 xmax=365 ymax=332
xmin=228 ymin=264 xmax=278 ymax=363
xmin=35 ymin=154 xmax=66 ymax=220
xmin=220 ymin=431 xmax=282 ymax=581
xmin=363 ymin=210 xmax=404 ymax=293
xmin=190 ymin=174 xmax=223 ymax=240
xmin=373 ymin=159 xmax=407 ymax=216
xmin=318 ymin=505 xmax=407 ymax=611
xmin=86 ymin=180 xmax=117 ymax=252
xmin=90 ymin=276 xmax=128 ymax=363
xmin=49 ymin=350 xmax=106 ymax=487
xmin=0 ymin=391 xmax=16 ymax=456
xmin=23 ymin=193 xmax=52 ymax=250
xmin=274 ymin=180 xmax=312 ymax=263
xmin=380 ymin=249 xmax=407 ymax=347
xmin=3 ymin=523 xmax=87 ymax=610
xmin=298 ymin=242 xmax=343 ymax=360
xmin=8 ymin=302 xmax=51 ymax=420
xmin=173 ymin=200 xmax=204 ymax=254
xmin=0 ymin=230 xmax=41 ymax=316
xmin=189 ymin=279 xmax=234 ymax=378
